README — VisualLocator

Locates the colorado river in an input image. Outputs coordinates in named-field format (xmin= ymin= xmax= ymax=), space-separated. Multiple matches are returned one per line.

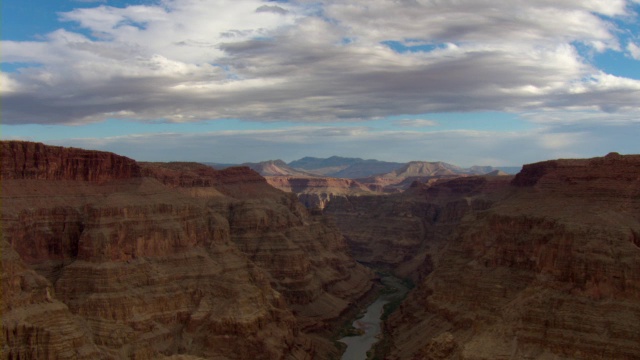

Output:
xmin=339 ymin=276 xmax=409 ymax=360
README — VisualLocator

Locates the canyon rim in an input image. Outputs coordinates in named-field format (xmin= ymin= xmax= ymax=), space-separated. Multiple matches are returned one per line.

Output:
xmin=1 ymin=141 xmax=639 ymax=360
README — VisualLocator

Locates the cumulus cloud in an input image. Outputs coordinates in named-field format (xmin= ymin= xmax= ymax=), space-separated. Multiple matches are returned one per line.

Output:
xmin=2 ymin=0 xmax=640 ymax=125
xmin=324 ymin=0 xmax=626 ymax=47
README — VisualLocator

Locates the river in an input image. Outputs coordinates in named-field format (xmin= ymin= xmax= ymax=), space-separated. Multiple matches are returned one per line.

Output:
xmin=338 ymin=276 xmax=410 ymax=360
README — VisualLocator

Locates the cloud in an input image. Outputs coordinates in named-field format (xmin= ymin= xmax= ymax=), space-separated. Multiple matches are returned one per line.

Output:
xmin=2 ymin=0 xmax=640 ymax=125
xmin=629 ymin=42 xmax=640 ymax=60
xmin=521 ymin=109 xmax=640 ymax=125
xmin=256 ymin=5 xmax=288 ymax=15
xmin=538 ymin=131 xmax=586 ymax=150
xmin=324 ymin=0 xmax=626 ymax=47
xmin=30 ymin=121 xmax=635 ymax=167
xmin=393 ymin=119 xmax=439 ymax=127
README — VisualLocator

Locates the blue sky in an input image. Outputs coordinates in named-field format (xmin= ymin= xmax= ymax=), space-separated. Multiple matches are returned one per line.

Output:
xmin=2 ymin=0 xmax=639 ymax=166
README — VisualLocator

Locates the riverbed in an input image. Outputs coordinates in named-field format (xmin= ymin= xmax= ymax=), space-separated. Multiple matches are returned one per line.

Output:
xmin=338 ymin=276 xmax=409 ymax=360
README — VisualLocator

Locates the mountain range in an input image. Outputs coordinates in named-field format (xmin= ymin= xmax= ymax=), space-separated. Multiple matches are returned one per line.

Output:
xmin=206 ymin=156 xmax=521 ymax=179
xmin=210 ymin=157 xmax=519 ymax=209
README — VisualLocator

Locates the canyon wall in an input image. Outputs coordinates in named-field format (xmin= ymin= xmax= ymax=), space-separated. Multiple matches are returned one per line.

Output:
xmin=141 ymin=162 xmax=375 ymax=336
xmin=5 ymin=141 xmax=638 ymax=359
xmin=1 ymin=141 xmax=140 ymax=182
xmin=324 ymin=176 xmax=512 ymax=278
xmin=1 ymin=141 xmax=373 ymax=359
xmin=265 ymin=176 xmax=377 ymax=210
xmin=334 ymin=153 xmax=640 ymax=359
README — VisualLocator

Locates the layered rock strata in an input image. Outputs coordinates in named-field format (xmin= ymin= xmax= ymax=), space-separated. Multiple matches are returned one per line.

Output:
xmin=1 ymin=141 xmax=374 ymax=359
xmin=324 ymin=175 xmax=513 ymax=278
xmin=1 ymin=141 xmax=140 ymax=182
xmin=265 ymin=176 xmax=377 ymax=210
xmin=2 ymin=179 xmax=306 ymax=359
xmin=351 ymin=154 xmax=640 ymax=359
xmin=140 ymin=163 xmax=375 ymax=336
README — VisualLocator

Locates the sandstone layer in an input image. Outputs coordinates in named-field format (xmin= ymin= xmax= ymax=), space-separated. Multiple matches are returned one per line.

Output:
xmin=246 ymin=158 xmax=512 ymax=211
xmin=324 ymin=175 xmax=513 ymax=278
xmin=1 ymin=141 xmax=374 ymax=359
xmin=265 ymin=176 xmax=377 ymax=210
xmin=141 ymin=162 xmax=375 ymax=335
xmin=328 ymin=153 xmax=640 ymax=359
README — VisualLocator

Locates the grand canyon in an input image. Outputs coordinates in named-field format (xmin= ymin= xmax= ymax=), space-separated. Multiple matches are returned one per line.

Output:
xmin=2 ymin=141 xmax=640 ymax=360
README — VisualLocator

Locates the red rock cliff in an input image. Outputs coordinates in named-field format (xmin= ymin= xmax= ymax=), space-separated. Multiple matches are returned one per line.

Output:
xmin=141 ymin=162 xmax=375 ymax=342
xmin=324 ymin=175 xmax=512 ymax=278
xmin=1 ymin=141 xmax=373 ymax=360
xmin=512 ymin=152 xmax=640 ymax=188
xmin=1 ymin=141 xmax=140 ymax=181
xmin=377 ymin=154 xmax=640 ymax=359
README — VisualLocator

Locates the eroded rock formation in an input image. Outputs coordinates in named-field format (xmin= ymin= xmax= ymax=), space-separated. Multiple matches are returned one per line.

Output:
xmin=1 ymin=141 xmax=373 ymax=359
xmin=324 ymin=175 xmax=513 ymax=278
xmin=328 ymin=153 xmax=640 ymax=359
xmin=141 ymin=162 xmax=375 ymax=336
xmin=266 ymin=176 xmax=377 ymax=210
xmin=1 ymin=141 xmax=140 ymax=182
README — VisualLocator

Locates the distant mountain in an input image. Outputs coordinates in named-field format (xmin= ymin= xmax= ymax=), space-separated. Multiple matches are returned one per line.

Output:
xmin=288 ymin=156 xmax=364 ymax=169
xmin=485 ymin=169 xmax=510 ymax=176
xmin=203 ymin=157 xmax=517 ymax=209
xmin=288 ymin=156 xmax=404 ymax=178
xmin=495 ymin=166 xmax=521 ymax=174
xmin=468 ymin=165 xmax=498 ymax=174
xmin=242 ymin=158 xmax=380 ymax=209
xmin=206 ymin=157 xmax=520 ymax=178
xmin=356 ymin=161 xmax=513 ymax=191
xmin=242 ymin=160 xmax=317 ymax=177
xmin=470 ymin=165 xmax=522 ymax=175
xmin=380 ymin=161 xmax=463 ymax=178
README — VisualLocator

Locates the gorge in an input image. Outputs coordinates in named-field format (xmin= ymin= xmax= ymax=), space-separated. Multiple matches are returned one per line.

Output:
xmin=1 ymin=141 xmax=373 ymax=359
xmin=2 ymin=141 xmax=640 ymax=360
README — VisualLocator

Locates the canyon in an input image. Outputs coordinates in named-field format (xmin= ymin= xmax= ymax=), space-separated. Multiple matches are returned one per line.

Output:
xmin=1 ymin=141 xmax=373 ymax=359
xmin=2 ymin=141 xmax=640 ymax=360
xmin=325 ymin=152 xmax=640 ymax=359
xmin=239 ymin=158 xmax=514 ymax=210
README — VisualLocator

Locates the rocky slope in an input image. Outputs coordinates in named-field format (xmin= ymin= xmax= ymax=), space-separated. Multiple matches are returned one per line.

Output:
xmin=355 ymin=161 xmax=508 ymax=192
xmin=221 ymin=159 xmax=382 ymax=210
xmin=329 ymin=153 xmax=640 ymax=359
xmin=262 ymin=161 xmax=502 ymax=211
xmin=241 ymin=160 xmax=317 ymax=177
xmin=1 ymin=141 xmax=373 ymax=359
xmin=288 ymin=156 xmax=404 ymax=178
xmin=265 ymin=176 xmax=377 ymax=210
xmin=239 ymin=158 xmax=512 ymax=210
xmin=140 ymin=162 xmax=375 ymax=335
xmin=324 ymin=175 xmax=513 ymax=278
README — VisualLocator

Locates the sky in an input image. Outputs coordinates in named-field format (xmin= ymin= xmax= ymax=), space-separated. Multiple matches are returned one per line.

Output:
xmin=1 ymin=0 xmax=640 ymax=167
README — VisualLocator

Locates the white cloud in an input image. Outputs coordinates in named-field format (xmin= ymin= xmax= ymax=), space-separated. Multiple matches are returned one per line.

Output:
xmin=323 ymin=0 xmax=625 ymax=47
xmin=538 ymin=132 xmax=586 ymax=149
xmin=393 ymin=119 xmax=439 ymax=127
xmin=521 ymin=110 xmax=640 ymax=125
xmin=0 ymin=72 xmax=22 ymax=93
xmin=58 ymin=0 xmax=298 ymax=63
xmin=628 ymin=42 xmax=640 ymax=60
xmin=1 ymin=0 xmax=640 ymax=126
xmin=40 ymin=121 xmax=637 ymax=167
